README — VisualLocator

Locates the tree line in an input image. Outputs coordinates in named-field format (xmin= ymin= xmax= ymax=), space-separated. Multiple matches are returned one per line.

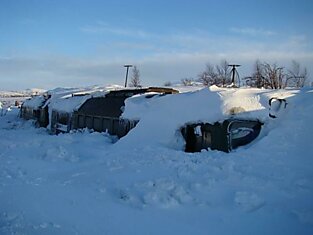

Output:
xmin=128 ymin=60 xmax=309 ymax=89
xmin=176 ymin=59 xmax=309 ymax=89
xmin=245 ymin=60 xmax=308 ymax=89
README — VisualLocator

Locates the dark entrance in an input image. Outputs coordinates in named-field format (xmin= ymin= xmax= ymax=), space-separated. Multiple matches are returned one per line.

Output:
xmin=181 ymin=119 xmax=262 ymax=153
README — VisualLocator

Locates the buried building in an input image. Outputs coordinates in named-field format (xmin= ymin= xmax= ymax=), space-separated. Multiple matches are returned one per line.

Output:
xmin=20 ymin=86 xmax=178 ymax=136
xmin=20 ymin=94 xmax=50 ymax=127
xmin=71 ymin=87 xmax=179 ymax=137
xmin=20 ymin=85 xmax=285 ymax=153
xmin=49 ymin=92 xmax=93 ymax=134
xmin=118 ymin=87 xmax=272 ymax=153
xmin=20 ymin=87 xmax=106 ymax=132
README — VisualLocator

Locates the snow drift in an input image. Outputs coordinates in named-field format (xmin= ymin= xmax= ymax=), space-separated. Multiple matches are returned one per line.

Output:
xmin=0 ymin=86 xmax=312 ymax=235
xmin=120 ymin=86 xmax=298 ymax=149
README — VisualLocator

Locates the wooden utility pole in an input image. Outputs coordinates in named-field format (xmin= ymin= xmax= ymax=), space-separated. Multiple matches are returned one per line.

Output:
xmin=124 ymin=64 xmax=133 ymax=87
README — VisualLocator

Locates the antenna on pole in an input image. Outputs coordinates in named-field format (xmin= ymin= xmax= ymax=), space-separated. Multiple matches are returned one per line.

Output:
xmin=228 ymin=64 xmax=241 ymax=87
xmin=124 ymin=64 xmax=133 ymax=87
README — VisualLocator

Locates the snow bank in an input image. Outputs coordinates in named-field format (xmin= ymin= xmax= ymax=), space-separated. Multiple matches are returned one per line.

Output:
xmin=120 ymin=88 xmax=224 ymax=149
xmin=0 ymin=87 xmax=313 ymax=235
xmin=120 ymin=86 xmax=298 ymax=149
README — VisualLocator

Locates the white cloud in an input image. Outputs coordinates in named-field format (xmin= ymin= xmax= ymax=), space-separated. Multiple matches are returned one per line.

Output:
xmin=1 ymin=47 xmax=312 ymax=90
xmin=1 ymin=24 xmax=312 ymax=90
xmin=80 ymin=21 xmax=150 ymax=38
xmin=230 ymin=27 xmax=277 ymax=36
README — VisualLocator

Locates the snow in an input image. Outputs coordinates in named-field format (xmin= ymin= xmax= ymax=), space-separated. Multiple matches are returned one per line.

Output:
xmin=0 ymin=89 xmax=45 ymax=97
xmin=121 ymin=88 xmax=223 ymax=149
xmin=0 ymin=86 xmax=313 ymax=235
xmin=121 ymin=86 xmax=298 ymax=149
xmin=44 ymin=85 xmax=124 ymax=113
xmin=22 ymin=95 xmax=46 ymax=109
xmin=0 ymin=89 xmax=45 ymax=108
xmin=51 ymin=95 xmax=92 ymax=113
xmin=44 ymin=87 xmax=93 ymax=111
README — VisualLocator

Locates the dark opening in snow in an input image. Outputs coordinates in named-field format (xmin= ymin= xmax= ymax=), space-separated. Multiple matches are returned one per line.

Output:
xmin=181 ymin=119 xmax=262 ymax=153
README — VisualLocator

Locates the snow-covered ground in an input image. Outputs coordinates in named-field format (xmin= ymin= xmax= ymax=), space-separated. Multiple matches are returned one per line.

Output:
xmin=0 ymin=88 xmax=46 ymax=108
xmin=0 ymin=87 xmax=313 ymax=235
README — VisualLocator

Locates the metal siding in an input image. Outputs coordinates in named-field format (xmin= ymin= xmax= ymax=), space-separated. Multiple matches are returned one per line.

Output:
xmin=93 ymin=117 xmax=103 ymax=132
xmin=78 ymin=115 xmax=85 ymax=128
xmin=85 ymin=116 xmax=93 ymax=129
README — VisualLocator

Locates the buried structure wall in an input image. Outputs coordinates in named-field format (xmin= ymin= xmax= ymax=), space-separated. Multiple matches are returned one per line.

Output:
xmin=20 ymin=95 xmax=50 ymax=127
xmin=181 ymin=119 xmax=263 ymax=153
xmin=72 ymin=87 xmax=178 ymax=137
xmin=51 ymin=110 xmax=73 ymax=134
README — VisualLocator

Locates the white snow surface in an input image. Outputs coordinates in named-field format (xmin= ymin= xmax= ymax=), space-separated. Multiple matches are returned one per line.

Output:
xmin=0 ymin=87 xmax=313 ymax=235
xmin=44 ymin=86 xmax=104 ymax=112
xmin=0 ymin=89 xmax=45 ymax=97
xmin=22 ymin=95 xmax=46 ymax=109
xmin=50 ymin=95 xmax=92 ymax=113
xmin=0 ymin=89 xmax=45 ymax=109
xmin=45 ymin=84 xmax=147 ymax=113
xmin=121 ymin=86 xmax=298 ymax=149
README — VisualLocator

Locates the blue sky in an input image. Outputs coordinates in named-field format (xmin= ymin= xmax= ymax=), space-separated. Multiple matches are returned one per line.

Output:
xmin=0 ymin=0 xmax=312 ymax=89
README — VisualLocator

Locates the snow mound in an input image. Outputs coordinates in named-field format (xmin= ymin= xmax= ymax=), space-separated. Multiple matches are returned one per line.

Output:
xmin=120 ymin=88 xmax=223 ymax=149
xmin=120 ymin=86 xmax=298 ymax=149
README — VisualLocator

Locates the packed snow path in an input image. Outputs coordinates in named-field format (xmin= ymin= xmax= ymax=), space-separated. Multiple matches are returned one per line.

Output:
xmin=0 ymin=89 xmax=313 ymax=235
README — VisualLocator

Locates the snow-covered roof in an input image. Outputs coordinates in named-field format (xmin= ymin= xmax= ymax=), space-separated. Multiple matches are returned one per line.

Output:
xmin=123 ymin=86 xmax=298 ymax=122
xmin=47 ymin=86 xmax=177 ymax=113
xmin=22 ymin=95 xmax=46 ymax=109
xmin=44 ymin=85 xmax=115 ymax=112
xmin=50 ymin=94 xmax=92 ymax=113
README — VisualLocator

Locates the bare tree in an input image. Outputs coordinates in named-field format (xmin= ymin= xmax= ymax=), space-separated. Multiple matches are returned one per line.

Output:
xmin=129 ymin=66 xmax=141 ymax=87
xmin=261 ymin=63 xmax=286 ymax=89
xmin=245 ymin=60 xmax=265 ymax=88
xmin=181 ymin=77 xmax=194 ymax=86
xmin=216 ymin=60 xmax=231 ymax=86
xmin=198 ymin=60 xmax=231 ymax=87
xmin=198 ymin=63 xmax=218 ymax=86
xmin=286 ymin=60 xmax=308 ymax=88
xmin=243 ymin=60 xmax=308 ymax=89
xmin=245 ymin=61 xmax=287 ymax=89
